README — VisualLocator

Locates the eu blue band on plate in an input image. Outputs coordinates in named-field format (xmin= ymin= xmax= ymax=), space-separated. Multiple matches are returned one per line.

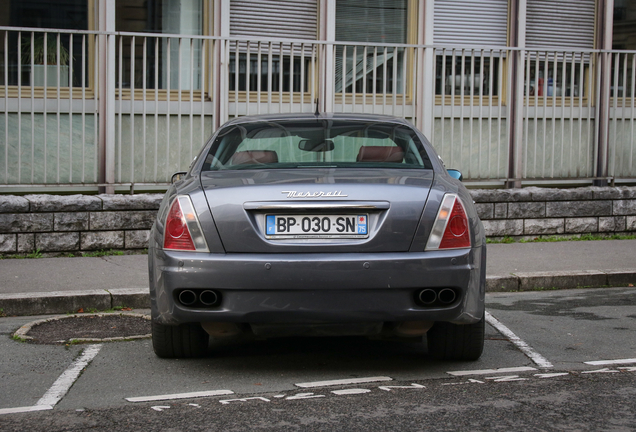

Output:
xmin=266 ymin=215 xmax=276 ymax=235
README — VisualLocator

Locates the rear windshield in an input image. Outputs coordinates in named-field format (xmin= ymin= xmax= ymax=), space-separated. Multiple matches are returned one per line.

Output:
xmin=201 ymin=120 xmax=434 ymax=171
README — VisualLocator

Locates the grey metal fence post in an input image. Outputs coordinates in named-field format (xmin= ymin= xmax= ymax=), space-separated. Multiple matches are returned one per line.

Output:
xmin=98 ymin=0 xmax=116 ymax=194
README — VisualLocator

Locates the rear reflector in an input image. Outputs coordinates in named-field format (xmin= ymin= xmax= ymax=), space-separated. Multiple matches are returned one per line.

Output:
xmin=163 ymin=196 xmax=209 ymax=252
xmin=425 ymin=194 xmax=471 ymax=250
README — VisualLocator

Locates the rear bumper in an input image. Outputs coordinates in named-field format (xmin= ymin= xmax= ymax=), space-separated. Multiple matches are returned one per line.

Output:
xmin=149 ymin=246 xmax=486 ymax=327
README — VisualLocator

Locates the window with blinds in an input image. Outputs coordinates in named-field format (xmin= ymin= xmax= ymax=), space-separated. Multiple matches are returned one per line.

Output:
xmin=335 ymin=0 xmax=408 ymax=94
xmin=524 ymin=0 xmax=596 ymax=99
xmin=526 ymin=0 xmax=596 ymax=50
xmin=433 ymin=0 xmax=508 ymax=97
xmin=229 ymin=0 xmax=318 ymax=40
xmin=228 ymin=0 xmax=318 ymax=93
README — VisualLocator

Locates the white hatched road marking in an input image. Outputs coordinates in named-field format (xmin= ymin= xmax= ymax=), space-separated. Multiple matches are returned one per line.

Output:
xmin=485 ymin=311 xmax=554 ymax=368
xmin=535 ymin=373 xmax=569 ymax=378
xmin=151 ymin=406 xmax=171 ymax=411
xmin=378 ymin=384 xmax=426 ymax=391
xmin=581 ymin=368 xmax=620 ymax=374
xmin=219 ymin=397 xmax=270 ymax=405
xmin=285 ymin=393 xmax=325 ymax=400
xmin=584 ymin=358 xmax=636 ymax=366
xmin=485 ymin=375 xmax=529 ymax=382
xmin=36 ymin=344 xmax=102 ymax=407
xmin=331 ymin=389 xmax=371 ymax=395
xmin=447 ymin=366 xmax=537 ymax=377
xmin=126 ymin=390 xmax=233 ymax=403
xmin=295 ymin=376 xmax=392 ymax=388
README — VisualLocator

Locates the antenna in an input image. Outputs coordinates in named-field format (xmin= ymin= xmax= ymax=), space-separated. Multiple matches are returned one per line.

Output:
xmin=314 ymin=98 xmax=320 ymax=116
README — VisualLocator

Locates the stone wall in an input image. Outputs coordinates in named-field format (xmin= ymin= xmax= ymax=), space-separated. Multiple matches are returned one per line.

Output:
xmin=473 ymin=186 xmax=636 ymax=238
xmin=0 ymin=194 xmax=163 ymax=254
xmin=1 ymin=186 xmax=635 ymax=255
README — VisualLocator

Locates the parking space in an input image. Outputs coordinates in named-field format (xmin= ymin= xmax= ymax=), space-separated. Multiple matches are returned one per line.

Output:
xmin=0 ymin=315 xmax=84 ymax=409
xmin=2 ymin=287 xmax=635 ymax=413
xmin=487 ymin=287 xmax=636 ymax=368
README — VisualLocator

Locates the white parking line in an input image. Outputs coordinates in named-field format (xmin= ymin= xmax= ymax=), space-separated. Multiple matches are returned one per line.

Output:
xmin=36 ymin=344 xmax=102 ymax=407
xmin=0 ymin=405 xmax=53 ymax=415
xmin=448 ymin=366 xmax=537 ymax=377
xmin=485 ymin=311 xmax=554 ymax=368
xmin=584 ymin=358 xmax=636 ymax=366
xmin=126 ymin=390 xmax=234 ymax=403
xmin=295 ymin=376 xmax=393 ymax=388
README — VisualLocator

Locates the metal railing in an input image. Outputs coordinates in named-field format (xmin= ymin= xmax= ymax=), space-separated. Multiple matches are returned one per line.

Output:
xmin=1 ymin=27 xmax=635 ymax=192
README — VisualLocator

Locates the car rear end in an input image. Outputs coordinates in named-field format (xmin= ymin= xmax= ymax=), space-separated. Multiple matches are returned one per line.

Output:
xmin=148 ymin=114 xmax=486 ymax=359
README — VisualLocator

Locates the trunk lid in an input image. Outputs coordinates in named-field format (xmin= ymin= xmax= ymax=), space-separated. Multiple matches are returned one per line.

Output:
xmin=201 ymin=168 xmax=433 ymax=253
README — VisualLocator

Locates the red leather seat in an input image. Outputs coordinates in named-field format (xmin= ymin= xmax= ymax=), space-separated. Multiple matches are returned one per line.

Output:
xmin=231 ymin=150 xmax=279 ymax=165
xmin=356 ymin=146 xmax=404 ymax=163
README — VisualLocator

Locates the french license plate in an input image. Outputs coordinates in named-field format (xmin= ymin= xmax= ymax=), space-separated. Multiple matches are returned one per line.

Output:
xmin=266 ymin=214 xmax=368 ymax=238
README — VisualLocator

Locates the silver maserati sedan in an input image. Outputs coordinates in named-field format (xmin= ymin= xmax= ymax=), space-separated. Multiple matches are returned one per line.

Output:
xmin=148 ymin=113 xmax=487 ymax=360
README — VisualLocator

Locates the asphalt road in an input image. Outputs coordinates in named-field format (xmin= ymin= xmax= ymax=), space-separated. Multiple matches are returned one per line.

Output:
xmin=1 ymin=287 xmax=635 ymax=431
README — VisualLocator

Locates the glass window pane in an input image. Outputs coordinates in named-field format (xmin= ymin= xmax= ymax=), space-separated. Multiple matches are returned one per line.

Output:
xmin=115 ymin=0 xmax=203 ymax=91
xmin=0 ymin=0 xmax=88 ymax=87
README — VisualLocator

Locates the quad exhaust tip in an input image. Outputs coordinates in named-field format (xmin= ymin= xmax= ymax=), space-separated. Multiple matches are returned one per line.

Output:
xmin=418 ymin=289 xmax=438 ymax=305
xmin=199 ymin=290 xmax=219 ymax=306
xmin=177 ymin=289 xmax=221 ymax=307
xmin=438 ymin=288 xmax=457 ymax=304
xmin=416 ymin=288 xmax=457 ymax=307
xmin=178 ymin=290 xmax=198 ymax=306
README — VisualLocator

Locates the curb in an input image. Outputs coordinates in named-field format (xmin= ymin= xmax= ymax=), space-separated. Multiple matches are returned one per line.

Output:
xmin=13 ymin=312 xmax=151 ymax=343
xmin=0 ymin=288 xmax=149 ymax=317
xmin=485 ymin=269 xmax=636 ymax=293
xmin=1 ymin=270 xmax=635 ymax=317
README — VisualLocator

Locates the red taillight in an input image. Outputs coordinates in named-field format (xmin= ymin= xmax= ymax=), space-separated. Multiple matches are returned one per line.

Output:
xmin=425 ymin=194 xmax=471 ymax=251
xmin=164 ymin=198 xmax=196 ymax=251
xmin=439 ymin=198 xmax=471 ymax=249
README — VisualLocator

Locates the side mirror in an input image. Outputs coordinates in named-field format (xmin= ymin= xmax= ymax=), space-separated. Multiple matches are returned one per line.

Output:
xmin=171 ymin=172 xmax=188 ymax=184
xmin=447 ymin=169 xmax=463 ymax=181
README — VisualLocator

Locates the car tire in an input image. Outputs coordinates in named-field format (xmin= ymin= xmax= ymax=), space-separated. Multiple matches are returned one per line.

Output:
xmin=152 ymin=320 xmax=209 ymax=358
xmin=426 ymin=315 xmax=485 ymax=361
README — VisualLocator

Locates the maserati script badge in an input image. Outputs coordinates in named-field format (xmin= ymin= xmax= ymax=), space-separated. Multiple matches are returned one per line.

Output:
xmin=282 ymin=190 xmax=348 ymax=198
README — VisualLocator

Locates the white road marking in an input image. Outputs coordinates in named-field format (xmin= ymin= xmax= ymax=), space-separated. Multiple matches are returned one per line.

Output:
xmin=581 ymin=368 xmax=620 ymax=374
xmin=151 ymin=406 xmax=170 ymax=412
xmin=36 ymin=344 xmax=102 ymax=407
xmin=273 ymin=395 xmax=286 ymax=398
xmin=0 ymin=405 xmax=53 ymax=415
xmin=485 ymin=311 xmax=554 ymax=368
xmin=535 ymin=373 xmax=569 ymax=378
xmin=219 ymin=397 xmax=270 ymax=405
xmin=189 ymin=404 xmax=201 ymax=407
xmin=448 ymin=366 xmax=536 ymax=377
xmin=295 ymin=376 xmax=392 ymax=388
xmin=286 ymin=393 xmax=325 ymax=400
xmin=126 ymin=389 xmax=233 ymax=403
xmin=468 ymin=379 xmax=485 ymax=384
xmin=331 ymin=389 xmax=371 ymax=395
xmin=485 ymin=375 xmax=528 ymax=382
xmin=619 ymin=367 xmax=636 ymax=372
xmin=378 ymin=383 xmax=426 ymax=391
xmin=584 ymin=358 xmax=636 ymax=366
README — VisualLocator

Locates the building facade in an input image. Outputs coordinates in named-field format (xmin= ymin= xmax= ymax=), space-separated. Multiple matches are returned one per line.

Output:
xmin=1 ymin=0 xmax=635 ymax=192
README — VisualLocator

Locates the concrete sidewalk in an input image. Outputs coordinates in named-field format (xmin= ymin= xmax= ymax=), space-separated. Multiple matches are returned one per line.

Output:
xmin=1 ymin=240 xmax=635 ymax=316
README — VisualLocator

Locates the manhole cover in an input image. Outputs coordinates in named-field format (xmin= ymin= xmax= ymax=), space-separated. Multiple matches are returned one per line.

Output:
xmin=14 ymin=313 xmax=151 ymax=344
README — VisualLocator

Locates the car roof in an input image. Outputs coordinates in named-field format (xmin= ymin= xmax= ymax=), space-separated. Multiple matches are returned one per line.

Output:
xmin=222 ymin=112 xmax=415 ymax=128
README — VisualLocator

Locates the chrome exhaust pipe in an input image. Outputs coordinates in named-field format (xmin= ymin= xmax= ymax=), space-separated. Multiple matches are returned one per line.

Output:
xmin=178 ymin=290 xmax=198 ymax=306
xmin=418 ymin=289 xmax=438 ymax=305
xmin=438 ymin=288 xmax=457 ymax=304
xmin=199 ymin=290 xmax=219 ymax=306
